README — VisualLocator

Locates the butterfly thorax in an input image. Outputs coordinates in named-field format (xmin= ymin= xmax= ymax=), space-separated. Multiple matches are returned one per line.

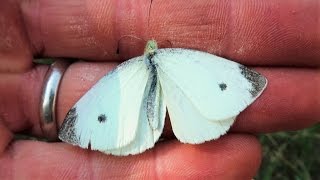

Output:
xmin=144 ymin=39 xmax=158 ymax=55
xmin=144 ymin=40 xmax=158 ymax=67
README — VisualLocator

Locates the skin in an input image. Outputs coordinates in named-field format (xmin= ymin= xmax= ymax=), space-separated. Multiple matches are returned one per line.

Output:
xmin=0 ymin=0 xmax=319 ymax=179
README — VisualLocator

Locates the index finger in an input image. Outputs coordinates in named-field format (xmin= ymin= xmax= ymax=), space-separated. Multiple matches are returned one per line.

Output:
xmin=19 ymin=0 xmax=320 ymax=66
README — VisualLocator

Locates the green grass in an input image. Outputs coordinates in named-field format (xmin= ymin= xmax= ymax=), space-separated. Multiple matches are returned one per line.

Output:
xmin=257 ymin=124 xmax=320 ymax=180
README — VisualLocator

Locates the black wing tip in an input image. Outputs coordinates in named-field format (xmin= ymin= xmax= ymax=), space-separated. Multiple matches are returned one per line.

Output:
xmin=239 ymin=65 xmax=268 ymax=98
xmin=58 ymin=107 xmax=80 ymax=145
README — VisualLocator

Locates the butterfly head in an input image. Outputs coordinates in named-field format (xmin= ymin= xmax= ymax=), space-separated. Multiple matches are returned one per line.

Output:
xmin=144 ymin=40 xmax=158 ymax=56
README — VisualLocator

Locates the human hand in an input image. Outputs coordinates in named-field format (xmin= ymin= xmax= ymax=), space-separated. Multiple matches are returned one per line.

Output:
xmin=0 ymin=0 xmax=319 ymax=179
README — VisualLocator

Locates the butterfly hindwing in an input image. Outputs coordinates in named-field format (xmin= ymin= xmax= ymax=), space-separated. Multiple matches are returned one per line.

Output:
xmin=105 ymin=74 xmax=166 ymax=155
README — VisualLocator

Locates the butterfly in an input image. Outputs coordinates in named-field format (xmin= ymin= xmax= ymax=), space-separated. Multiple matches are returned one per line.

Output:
xmin=58 ymin=40 xmax=267 ymax=156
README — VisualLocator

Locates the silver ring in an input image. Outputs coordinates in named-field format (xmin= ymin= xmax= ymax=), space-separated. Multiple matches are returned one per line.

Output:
xmin=40 ymin=60 xmax=70 ymax=141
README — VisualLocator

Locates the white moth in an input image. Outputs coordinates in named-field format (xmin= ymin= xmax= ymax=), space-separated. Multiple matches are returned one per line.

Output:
xmin=59 ymin=40 xmax=267 ymax=156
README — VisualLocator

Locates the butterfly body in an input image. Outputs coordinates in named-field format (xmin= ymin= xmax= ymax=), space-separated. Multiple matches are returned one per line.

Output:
xmin=59 ymin=40 xmax=267 ymax=156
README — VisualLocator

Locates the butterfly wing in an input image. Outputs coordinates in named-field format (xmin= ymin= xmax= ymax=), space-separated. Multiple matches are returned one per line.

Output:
xmin=59 ymin=57 xmax=151 ymax=151
xmin=158 ymin=68 xmax=236 ymax=143
xmin=155 ymin=48 xmax=267 ymax=143
xmin=105 ymin=75 xmax=166 ymax=155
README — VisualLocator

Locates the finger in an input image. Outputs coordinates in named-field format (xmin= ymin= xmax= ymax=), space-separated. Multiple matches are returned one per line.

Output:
xmin=0 ymin=134 xmax=261 ymax=179
xmin=20 ymin=0 xmax=320 ymax=66
xmin=0 ymin=0 xmax=33 ymax=72
xmin=0 ymin=121 xmax=12 ymax=154
xmin=0 ymin=63 xmax=319 ymax=137
xmin=0 ymin=65 xmax=48 ymax=133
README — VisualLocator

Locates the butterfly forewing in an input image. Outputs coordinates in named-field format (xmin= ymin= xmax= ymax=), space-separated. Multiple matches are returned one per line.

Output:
xmin=154 ymin=48 xmax=267 ymax=121
xmin=157 ymin=65 xmax=236 ymax=143
xmin=59 ymin=56 xmax=150 ymax=150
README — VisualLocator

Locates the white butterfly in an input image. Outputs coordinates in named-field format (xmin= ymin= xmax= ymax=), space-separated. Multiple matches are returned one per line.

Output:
xmin=59 ymin=40 xmax=267 ymax=156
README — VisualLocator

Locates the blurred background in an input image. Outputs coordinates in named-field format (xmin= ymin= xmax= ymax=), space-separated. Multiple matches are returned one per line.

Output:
xmin=256 ymin=124 xmax=320 ymax=180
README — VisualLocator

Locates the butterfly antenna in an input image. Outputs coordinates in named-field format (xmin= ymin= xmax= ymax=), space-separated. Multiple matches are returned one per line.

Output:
xmin=163 ymin=40 xmax=173 ymax=48
xmin=147 ymin=0 xmax=172 ymax=48
xmin=116 ymin=0 xmax=153 ymax=54
xmin=148 ymin=0 xmax=153 ymax=28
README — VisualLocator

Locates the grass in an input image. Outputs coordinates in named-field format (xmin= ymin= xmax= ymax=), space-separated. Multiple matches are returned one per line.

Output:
xmin=257 ymin=124 xmax=320 ymax=180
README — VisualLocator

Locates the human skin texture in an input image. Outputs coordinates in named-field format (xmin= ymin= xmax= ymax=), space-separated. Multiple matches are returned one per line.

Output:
xmin=0 ymin=0 xmax=319 ymax=179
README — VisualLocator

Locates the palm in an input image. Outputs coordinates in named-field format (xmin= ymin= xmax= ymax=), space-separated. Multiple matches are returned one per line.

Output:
xmin=0 ymin=0 xmax=319 ymax=179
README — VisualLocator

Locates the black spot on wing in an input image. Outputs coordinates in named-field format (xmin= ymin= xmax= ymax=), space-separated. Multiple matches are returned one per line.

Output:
xmin=219 ymin=83 xmax=227 ymax=91
xmin=239 ymin=65 xmax=267 ymax=97
xmin=58 ymin=107 xmax=80 ymax=144
xmin=98 ymin=114 xmax=107 ymax=123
